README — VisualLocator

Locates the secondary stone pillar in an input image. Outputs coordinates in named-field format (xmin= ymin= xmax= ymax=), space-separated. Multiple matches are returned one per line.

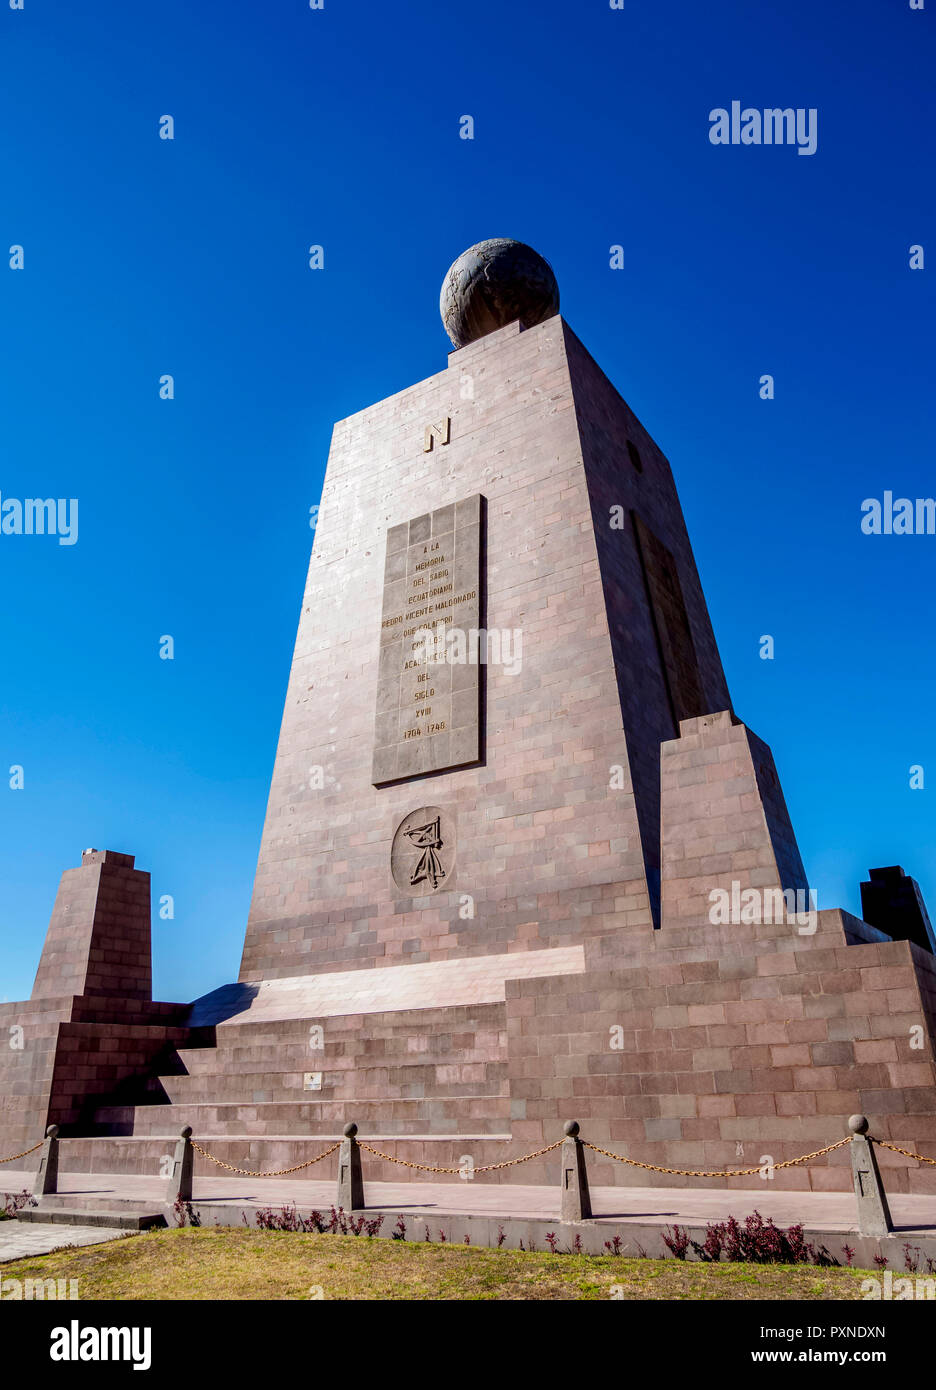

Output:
xmin=338 ymin=1123 xmax=364 ymax=1211
xmin=660 ymin=711 xmax=809 ymax=930
xmin=849 ymin=1115 xmax=893 ymax=1237
xmin=34 ymin=1124 xmax=60 ymax=1196
xmin=31 ymin=849 xmax=152 ymax=1003
xmin=559 ymin=1120 xmax=592 ymax=1222
xmin=166 ymin=1126 xmax=194 ymax=1205
xmin=860 ymin=866 xmax=936 ymax=954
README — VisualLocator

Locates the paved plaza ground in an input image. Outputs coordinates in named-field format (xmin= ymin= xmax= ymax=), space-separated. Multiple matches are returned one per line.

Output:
xmin=4 ymin=1166 xmax=936 ymax=1252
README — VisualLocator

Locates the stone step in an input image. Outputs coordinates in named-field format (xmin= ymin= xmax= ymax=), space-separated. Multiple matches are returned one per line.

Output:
xmin=155 ymin=1066 xmax=508 ymax=1105
xmin=174 ymin=1038 xmax=507 ymax=1073
xmin=29 ymin=1194 xmax=161 ymax=1213
xmin=16 ymin=1206 xmax=165 ymax=1230
xmin=207 ymin=1001 xmax=506 ymax=1045
xmin=91 ymin=1095 xmax=511 ymax=1137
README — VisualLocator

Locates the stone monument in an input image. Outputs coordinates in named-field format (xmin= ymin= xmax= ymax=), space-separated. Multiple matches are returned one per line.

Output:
xmin=4 ymin=240 xmax=936 ymax=1199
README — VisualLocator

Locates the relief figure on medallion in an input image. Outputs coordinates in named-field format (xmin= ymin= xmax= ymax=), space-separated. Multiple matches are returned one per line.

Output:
xmin=405 ymin=816 xmax=446 ymax=890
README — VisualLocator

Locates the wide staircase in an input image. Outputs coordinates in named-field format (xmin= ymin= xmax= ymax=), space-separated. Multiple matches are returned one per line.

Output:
xmin=92 ymin=1002 xmax=511 ymax=1138
xmin=88 ymin=948 xmax=587 ymax=1144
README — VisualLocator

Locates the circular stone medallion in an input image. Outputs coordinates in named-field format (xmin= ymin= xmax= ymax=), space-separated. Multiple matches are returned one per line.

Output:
xmin=391 ymin=806 xmax=455 ymax=895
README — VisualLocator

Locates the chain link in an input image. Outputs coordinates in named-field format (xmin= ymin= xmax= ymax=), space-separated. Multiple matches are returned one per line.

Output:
xmin=871 ymin=1138 xmax=936 ymax=1168
xmin=581 ymin=1135 xmax=853 ymax=1178
xmin=189 ymin=1139 xmax=341 ymax=1177
xmin=0 ymin=1140 xmax=43 ymax=1165
xmin=357 ymin=1139 xmax=563 ymax=1174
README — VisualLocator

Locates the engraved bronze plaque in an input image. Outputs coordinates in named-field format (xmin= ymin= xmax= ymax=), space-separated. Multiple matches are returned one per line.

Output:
xmin=373 ymin=495 xmax=483 ymax=784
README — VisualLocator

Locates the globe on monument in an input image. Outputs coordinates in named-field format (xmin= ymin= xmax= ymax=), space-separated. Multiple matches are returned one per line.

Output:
xmin=440 ymin=238 xmax=560 ymax=349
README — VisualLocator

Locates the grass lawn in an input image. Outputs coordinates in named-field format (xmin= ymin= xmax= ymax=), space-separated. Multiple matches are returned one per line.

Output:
xmin=2 ymin=1227 xmax=876 ymax=1300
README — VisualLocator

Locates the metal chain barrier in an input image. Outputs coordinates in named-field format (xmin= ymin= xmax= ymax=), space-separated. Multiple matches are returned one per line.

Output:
xmin=34 ymin=1123 xmax=926 ymax=1191
xmin=357 ymin=1138 xmax=564 ymax=1175
xmin=189 ymin=1139 xmax=341 ymax=1177
xmin=0 ymin=1140 xmax=43 ymax=1164
xmin=189 ymin=1131 xmax=861 ymax=1182
xmin=581 ymin=1135 xmax=854 ymax=1179
xmin=871 ymin=1138 xmax=936 ymax=1168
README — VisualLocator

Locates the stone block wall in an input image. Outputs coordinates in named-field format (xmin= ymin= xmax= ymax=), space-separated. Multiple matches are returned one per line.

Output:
xmin=48 ymin=1021 xmax=207 ymax=1133
xmin=0 ymin=996 xmax=71 ymax=1156
xmin=504 ymin=913 xmax=936 ymax=1193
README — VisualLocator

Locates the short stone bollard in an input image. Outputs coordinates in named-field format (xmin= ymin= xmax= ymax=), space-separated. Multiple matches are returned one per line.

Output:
xmin=34 ymin=1125 xmax=60 ymax=1197
xmin=560 ymin=1120 xmax=592 ymax=1222
xmin=166 ymin=1126 xmax=194 ymax=1205
xmin=849 ymin=1114 xmax=893 ymax=1237
xmin=338 ymin=1122 xmax=365 ymax=1211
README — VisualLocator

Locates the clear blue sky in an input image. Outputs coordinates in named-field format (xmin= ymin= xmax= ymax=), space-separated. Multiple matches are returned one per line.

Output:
xmin=1 ymin=0 xmax=933 ymax=1004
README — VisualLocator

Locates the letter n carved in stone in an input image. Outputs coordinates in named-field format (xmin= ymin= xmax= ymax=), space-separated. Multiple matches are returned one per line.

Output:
xmin=424 ymin=418 xmax=451 ymax=452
